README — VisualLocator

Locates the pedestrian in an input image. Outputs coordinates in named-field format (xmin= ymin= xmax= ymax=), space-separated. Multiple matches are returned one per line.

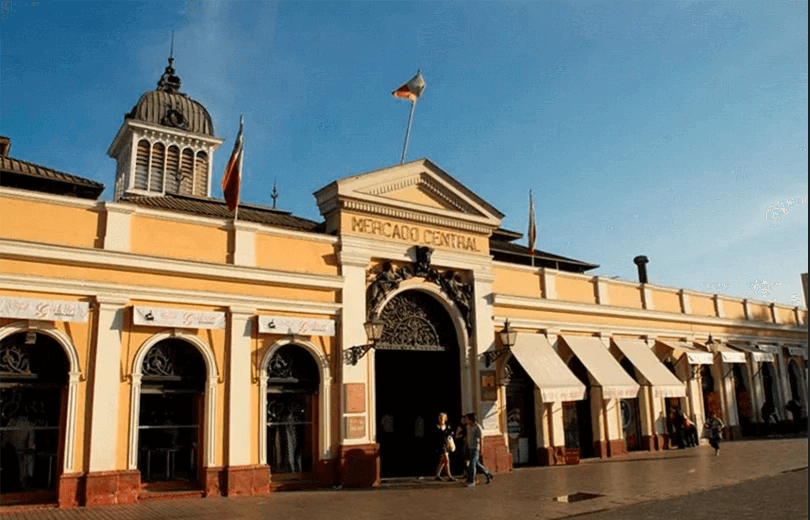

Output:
xmin=683 ymin=416 xmax=698 ymax=447
xmin=704 ymin=411 xmax=725 ymax=456
xmin=674 ymin=407 xmax=686 ymax=449
xmin=433 ymin=413 xmax=456 ymax=481
xmin=785 ymin=399 xmax=803 ymax=433
xmin=454 ymin=420 xmax=469 ymax=479
xmin=463 ymin=413 xmax=493 ymax=487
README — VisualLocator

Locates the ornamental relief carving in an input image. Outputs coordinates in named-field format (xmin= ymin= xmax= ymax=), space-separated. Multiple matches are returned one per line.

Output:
xmin=366 ymin=246 xmax=473 ymax=336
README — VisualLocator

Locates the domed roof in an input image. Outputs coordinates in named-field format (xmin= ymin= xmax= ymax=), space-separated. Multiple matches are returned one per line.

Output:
xmin=125 ymin=58 xmax=215 ymax=137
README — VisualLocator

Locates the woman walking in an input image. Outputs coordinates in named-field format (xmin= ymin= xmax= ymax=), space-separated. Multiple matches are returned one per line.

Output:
xmin=434 ymin=413 xmax=456 ymax=481
xmin=704 ymin=411 xmax=725 ymax=456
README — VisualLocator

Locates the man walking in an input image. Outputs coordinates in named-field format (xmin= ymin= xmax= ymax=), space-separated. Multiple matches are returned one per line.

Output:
xmin=463 ymin=413 xmax=493 ymax=487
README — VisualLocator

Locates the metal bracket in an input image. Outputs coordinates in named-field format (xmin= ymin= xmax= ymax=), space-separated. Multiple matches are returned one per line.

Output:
xmin=482 ymin=346 xmax=511 ymax=368
xmin=344 ymin=344 xmax=375 ymax=366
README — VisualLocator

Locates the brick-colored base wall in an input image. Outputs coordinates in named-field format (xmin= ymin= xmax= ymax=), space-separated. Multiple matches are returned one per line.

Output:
xmin=338 ymin=444 xmax=380 ymax=488
xmin=58 ymin=473 xmax=83 ymax=508
xmin=536 ymin=446 xmax=567 ymax=466
xmin=641 ymin=434 xmax=665 ymax=451
xmin=202 ymin=467 xmax=225 ymax=497
xmin=226 ymin=465 xmax=270 ymax=496
xmin=83 ymin=470 xmax=140 ymax=507
xmin=609 ymin=439 xmax=628 ymax=458
xmin=482 ymin=435 xmax=512 ymax=473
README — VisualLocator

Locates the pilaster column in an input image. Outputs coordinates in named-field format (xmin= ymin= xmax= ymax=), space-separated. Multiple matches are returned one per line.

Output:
xmin=640 ymin=284 xmax=654 ymax=310
xmin=228 ymin=221 xmax=258 ymax=267
xmin=88 ymin=295 xmax=128 ymax=472
xmin=594 ymin=276 xmax=610 ymax=306
xmin=714 ymin=295 xmax=725 ymax=318
xmin=472 ymin=268 xmax=496 ymax=429
xmin=541 ymin=268 xmax=557 ymax=299
xmin=227 ymin=306 xmax=255 ymax=467
xmin=102 ymin=203 xmax=134 ymax=252
xmin=679 ymin=290 xmax=691 ymax=314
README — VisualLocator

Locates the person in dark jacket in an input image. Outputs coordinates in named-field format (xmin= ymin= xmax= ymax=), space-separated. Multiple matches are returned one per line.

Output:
xmin=433 ymin=413 xmax=455 ymax=481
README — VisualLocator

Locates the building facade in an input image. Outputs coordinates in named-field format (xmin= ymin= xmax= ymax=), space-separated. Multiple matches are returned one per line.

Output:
xmin=0 ymin=63 xmax=807 ymax=508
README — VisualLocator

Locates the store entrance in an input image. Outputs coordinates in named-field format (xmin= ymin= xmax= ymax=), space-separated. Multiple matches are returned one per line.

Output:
xmin=505 ymin=356 xmax=536 ymax=466
xmin=0 ymin=332 xmax=68 ymax=505
xmin=567 ymin=357 xmax=594 ymax=458
xmin=375 ymin=291 xmax=462 ymax=478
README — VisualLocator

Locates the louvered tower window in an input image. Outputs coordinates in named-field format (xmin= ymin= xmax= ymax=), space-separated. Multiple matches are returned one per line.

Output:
xmin=165 ymin=145 xmax=181 ymax=194
xmin=134 ymin=140 xmax=150 ymax=190
xmin=149 ymin=142 xmax=166 ymax=192
xmin=180 ymin=148 xmax=194 ymax=195
xmin=194 ymin=151 xmax=208 ymax=197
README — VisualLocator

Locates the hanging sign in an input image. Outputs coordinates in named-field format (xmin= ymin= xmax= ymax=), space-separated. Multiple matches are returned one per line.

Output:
xmin=0 ymin=296 xmax=88 ymax=323
xmin=132 ymin=306 xmax=225 ymax=329
xmin=258 ymin=315 xmax=335 ymax=336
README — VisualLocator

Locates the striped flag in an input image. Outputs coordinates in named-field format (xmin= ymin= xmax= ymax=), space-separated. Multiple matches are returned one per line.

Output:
xmin=392 ymin=70 xmax=426 ymax=102
xmin=528 ymin=190 xmax=536 ymax=256
xmin=222 ymin=116 xmax=244 ymax=214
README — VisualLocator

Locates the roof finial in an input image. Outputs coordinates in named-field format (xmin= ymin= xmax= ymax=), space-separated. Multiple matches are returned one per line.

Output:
xmin=157 ymin=30 xmax=182 ymax=93
xmin=271 ymin=178 xmax=279 ymax=209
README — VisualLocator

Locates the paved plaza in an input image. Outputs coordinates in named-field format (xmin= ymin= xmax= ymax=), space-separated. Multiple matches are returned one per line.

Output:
xmin=1 ymin=437 xmax=807 ymax=520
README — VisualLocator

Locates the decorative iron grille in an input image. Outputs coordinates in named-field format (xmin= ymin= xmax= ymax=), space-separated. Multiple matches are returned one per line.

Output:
xmin=376 ymin=291 xmax=457 ymax=352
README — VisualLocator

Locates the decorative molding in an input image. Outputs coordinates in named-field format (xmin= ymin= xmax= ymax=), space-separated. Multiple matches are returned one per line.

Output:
xmin=0 ymin=186 xmax=100 ymax=210
xmin=0 ymin=273 xmax=341 ymax=316
xmin=0 ymin=239 xmax=343 ymax=290
xmin=342 ymin=200 xmax=493 ymax=235
xmin=492 ymin=294 xmax=808 ymax=333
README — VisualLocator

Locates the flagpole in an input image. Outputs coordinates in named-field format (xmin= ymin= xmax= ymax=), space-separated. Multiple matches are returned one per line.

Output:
xmin=234 ymin=115 xmax=244 ymax=221
xmin=400 ymin=99 xmax=417 ymax=165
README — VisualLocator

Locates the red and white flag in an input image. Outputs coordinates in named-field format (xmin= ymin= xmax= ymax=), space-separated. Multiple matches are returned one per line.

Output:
xmin=222 ymin=116 xmax=243 ymax=213
xmin=392 ymin=70 xmax=426 ymax=102
xmin=528 ymin=190 xmax=536 ymax=256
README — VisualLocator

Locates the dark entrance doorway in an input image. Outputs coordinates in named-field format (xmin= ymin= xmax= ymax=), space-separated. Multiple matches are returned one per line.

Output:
xmin=566 ymin=356 xmax=594 ymax=458
xmin=137 ymin=339 xmax=205 ymax=488
xmin=265 ymin=344 xmax=319 ymax=474
xmin=618 ymin=358 xmax=643 ymax=451
xmin=375 ymin=291 xmax=461 ymax=478
xmin=733 ymin=363 xmax=753 ymax=436
xmin=0 ymin=332 xmax=68 ymax=505
xmin=505 ymin=355 xmax=536 ymax=466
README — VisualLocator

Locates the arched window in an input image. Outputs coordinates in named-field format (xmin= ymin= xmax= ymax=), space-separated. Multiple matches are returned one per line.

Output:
xmin=149 ymin=142 xmax=165 ymax=192
xmin=265 ymin=345 xmax=319 ymax=474
xmin=134 ymin=139 xmax=150 ymax=190
xmin=165 ymin=145 xmax=181 ymax=194
xmin=193 ymin=151 xmax=208 ymax=197
xmin=180 ymin=148 xmax=194 ymax=195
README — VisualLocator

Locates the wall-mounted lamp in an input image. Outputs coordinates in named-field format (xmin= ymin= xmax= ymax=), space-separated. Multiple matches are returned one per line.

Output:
xmin=343 ymin=317 xmax=385 ymax=366
xmin=483 ymin=319 xmax=517 ymax=368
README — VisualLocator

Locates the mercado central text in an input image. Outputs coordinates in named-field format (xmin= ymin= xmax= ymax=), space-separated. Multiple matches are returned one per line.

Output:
xmin=350 ymin=216 xmax=481 ymax=252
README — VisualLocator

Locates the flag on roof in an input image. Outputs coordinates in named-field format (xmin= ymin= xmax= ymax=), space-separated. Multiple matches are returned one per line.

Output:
xmin=222 ymin=116 xmax=243 ymax=214
xmin=528 ymin=190 xmax=536 ymax=256
xmin=392 ymin=70 xmax=426 ymax=102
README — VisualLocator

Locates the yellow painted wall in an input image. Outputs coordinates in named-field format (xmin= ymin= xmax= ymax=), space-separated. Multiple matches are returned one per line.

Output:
xmin=724 ymin=299 xmax=747 ymax=321
xmin=0 ymin=258 xmax=338 ymax=304
xmin=491 ymin=266 xmax=543 ymax=299
xmin=776 ymin=306 xmax=797 ymax=325
xmin=605 ymin=282 xmax=643 ymax=309
xmin=555 ymin=275 xmax=596 ymax=305
xmin=255 ymin=234 xmax=338 ymax=275
xmin=748 ymin=302 xmax=772 ymax=323
xmin=650 ymin=289 xmax=681 ymax=314
xmin=385 ymin=185 xmax=449 ymax=210
xmin=0 ymin=196 xmax=99 ymax=248
xmin=690 ymin=294 xmax=716 ymax=318
xmin=130 ymin=215 xmax=228 ymax=264
xmin=800 ymin=309 xmax=808 ymax=325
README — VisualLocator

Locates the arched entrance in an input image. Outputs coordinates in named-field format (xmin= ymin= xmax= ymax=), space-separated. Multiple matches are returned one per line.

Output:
xmin=374 ymin=290 xmax=462 ymax=478
xmin=761 ymin=362 xmax=781 ymax=425
xmin=618 ymin=357 xmax=643 ymax=452
xmin=700 ymin=365 xmax=718 ymax=418
xmin=566 ymin=356 xmax=594 ymax=458
xmin=264 ymin=344 xmax=320 ymax=474
xmin=504 ymin=355 xmax=536 ymax=466
xmin=733 ymin=363 xmax=753 ymax=436
xmin=0 ymin=331 xmax=68 ymax=503
xmin=137 ymin=339 xmax=206 ymax=488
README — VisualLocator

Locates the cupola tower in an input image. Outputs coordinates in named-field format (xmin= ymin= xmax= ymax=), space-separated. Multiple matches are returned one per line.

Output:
xmin=107 ymin=51 xmax=223 ymax=201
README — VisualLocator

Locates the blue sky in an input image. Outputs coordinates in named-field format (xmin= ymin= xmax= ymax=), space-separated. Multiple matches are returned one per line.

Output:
xmin=1 ymin=1 xmax=807 ymax=306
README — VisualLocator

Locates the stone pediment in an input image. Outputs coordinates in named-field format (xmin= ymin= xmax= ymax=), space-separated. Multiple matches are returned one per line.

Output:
xmin=314 ymin=159 xmax=504 ymax=234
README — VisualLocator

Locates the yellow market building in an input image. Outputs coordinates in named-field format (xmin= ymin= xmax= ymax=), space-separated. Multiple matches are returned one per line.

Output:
xmin=0 ymin=61 xmax=807 ymax=508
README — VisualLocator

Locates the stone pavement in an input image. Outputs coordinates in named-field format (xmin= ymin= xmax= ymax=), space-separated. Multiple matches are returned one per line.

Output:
xmin=1 ymin=437 xmax=807 ymax=520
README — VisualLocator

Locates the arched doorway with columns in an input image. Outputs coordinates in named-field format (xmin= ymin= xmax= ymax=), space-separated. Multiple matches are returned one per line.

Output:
xmin=258 ymin=339 xmax=331 ymax=485
xmin=0 ymin=324 xmax=80 ymax=506
xmin=373 ymin=288 xmax=465 ymax=478
xmin=127 ymin=332 xmax=218 ymax=492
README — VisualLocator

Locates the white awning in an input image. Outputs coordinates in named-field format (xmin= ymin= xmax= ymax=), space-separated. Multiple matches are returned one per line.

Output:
xmin=613 ymin=340 xmax=687 ymax=398
xmin=730 ymin=343 xmax=775 ymax=363
xmin=511 ymin=334 xmax=587 ymax=403
xmin=658 ymin=340 xmax=714 ymax=365
xmin=561 ymin=336 xmax=640 ymax=400
xmin=757 ymin=344 xmax=781 ymax=354
xmin=712 ymin=345 xmax=746 ymax=364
